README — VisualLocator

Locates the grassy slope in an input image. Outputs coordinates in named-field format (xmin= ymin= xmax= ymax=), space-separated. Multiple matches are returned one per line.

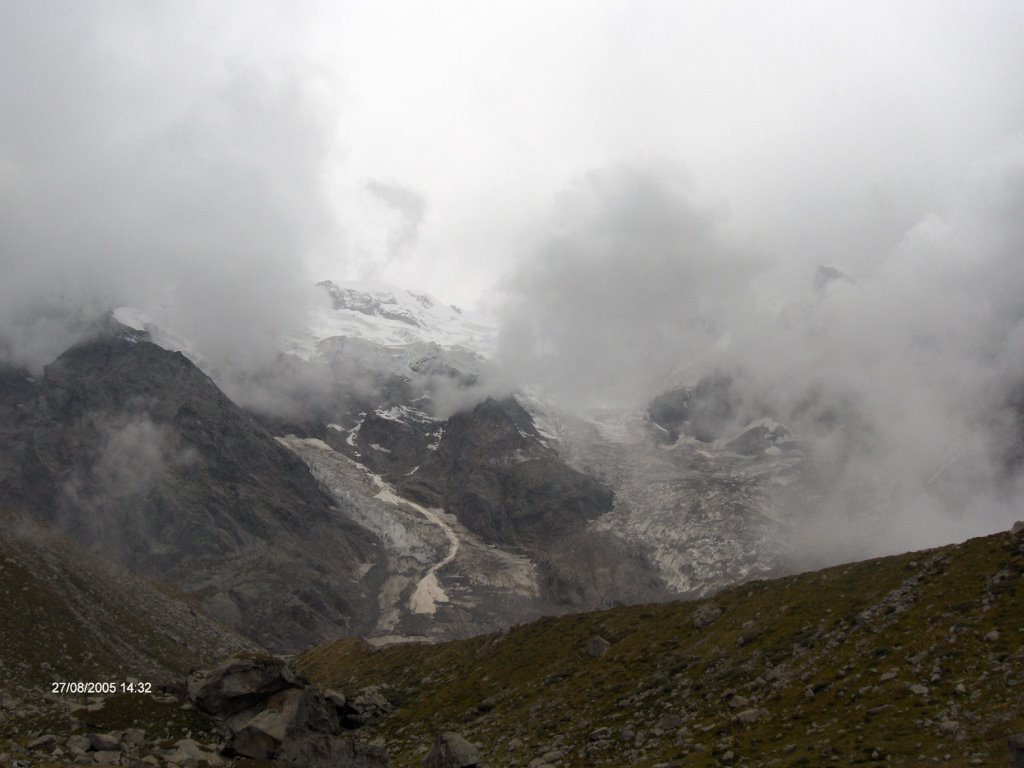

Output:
xmin=297 ymin=530 xmax=1024 ymax=767
xmin=0 ymin=507 xmax=258 ymax=765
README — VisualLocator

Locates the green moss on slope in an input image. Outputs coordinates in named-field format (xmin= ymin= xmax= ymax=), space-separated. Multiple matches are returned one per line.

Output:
xmin=297 ymin=531 xmax=1024 ymax=767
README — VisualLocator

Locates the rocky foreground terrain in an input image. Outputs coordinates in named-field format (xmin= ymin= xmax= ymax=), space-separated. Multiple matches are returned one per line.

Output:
xmin=297 ymin=525 xmax=1024 ymax=768
xmin=4 ymin=519 xmax=1020 ymax=767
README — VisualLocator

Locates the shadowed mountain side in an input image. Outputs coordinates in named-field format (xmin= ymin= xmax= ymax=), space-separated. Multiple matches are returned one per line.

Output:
xmin=354 ymin=397 xmax=614 ymax=548
xmin=0 ymin=506 xmax=259 ymax=689
xmin=0 ymin=332 xmax=385 ymax=651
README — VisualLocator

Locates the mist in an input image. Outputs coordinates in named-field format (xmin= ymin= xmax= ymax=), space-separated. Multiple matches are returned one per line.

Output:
xmin=3 ymin=1 xmax=1024 ymax=565
xmin=0 ymin=2 xmax=335 ymax=377
xmin=496 ymin=143 xmax=1024 ymax=560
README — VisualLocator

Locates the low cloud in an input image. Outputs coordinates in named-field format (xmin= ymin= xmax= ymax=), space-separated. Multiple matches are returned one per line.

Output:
xmin=497 ymin=145 xmax=1024 ymax=558
xmin=0 ymin=3 xmax=335 ymax=376
xmin=496 ymin=166 xmax=760 ymax=407
xmin=92 ymin=416 xmax=197 ymax=500
xmin=365 ymin=180 xmax=428 ymax=262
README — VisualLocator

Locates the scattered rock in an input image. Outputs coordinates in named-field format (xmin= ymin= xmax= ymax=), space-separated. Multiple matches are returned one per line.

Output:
xmin=325 ymin=690 xmax=347 ymax=709
xmin=734 ymin=708 xmax=767 ymax=725
xmin=66 ymin=735 xmax=91 ymax=754
xmin=122 ymin=728 xmax=146 ymax=746
xmin=1010 ymin=733 xmax=1024 ymax=768
xmin=939 ymin=720 xmax=960 ymax=735
xmin=347 ymin=685 xmax=394 ymax=724
xmin=423 ymin=732 xmax=481 ymax=767
xmin=909 ymin=684 xmax=929 ymax=696
xmin=692 ymin=603 xmax=723 ymax=629
xmin=656 ymin=713 xmax=683 ymax=732
xmin=476 ymin=695 xmax=498 ymax=713
xmin=587 ymin=636 xmax=611 ymax=658
xmin=88 ymin=732 xmax=122 ymax=751
xmin=28 ymin=734 xmax=56 ymax=750
xmin=984 ymin=630 xmax=1000 ymax=642
xmin=93 ymin=750 xmax=125 ymax=765
xmin=166 ymin=738 xmax=215 ymax=764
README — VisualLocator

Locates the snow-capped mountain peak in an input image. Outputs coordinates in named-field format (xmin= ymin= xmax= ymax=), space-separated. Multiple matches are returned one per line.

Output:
xmin=304 ymin=279 xmax=494 ymax=355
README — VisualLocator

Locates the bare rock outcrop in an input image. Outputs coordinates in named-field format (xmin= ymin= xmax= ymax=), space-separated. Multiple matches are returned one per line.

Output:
xmin=187 ymin=655 xmax=388 ymax=767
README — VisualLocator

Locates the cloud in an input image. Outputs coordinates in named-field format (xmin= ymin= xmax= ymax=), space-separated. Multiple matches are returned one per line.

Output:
xmin=93 ymin=416 xmax=197 ymax=500
xmin=496 ymin=165 xmax=761 ymax=407
xmin=497 ymin=143 xmax=1024 ymax=557
xmin=365 ymin=180 xmax=427 ymax=261
xmin=0 ymin=2 xmax=337 ymax=374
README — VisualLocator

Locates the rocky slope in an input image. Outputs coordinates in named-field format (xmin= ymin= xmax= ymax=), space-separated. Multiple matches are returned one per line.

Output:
xmin=6 ymin=511 xmax=1019 ymax=767
xmin=0 ymin=505 xmax=260 ymax=767
xmin=298 ymin=524 xmax=1024 ymax=767
xmin=0 ymin=325 xmax=384 ymax=651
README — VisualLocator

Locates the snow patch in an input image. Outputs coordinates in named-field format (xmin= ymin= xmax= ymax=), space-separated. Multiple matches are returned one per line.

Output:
xmin=112 ymin=306 xmax=151 ymax=332
xmin=309 ymin=279 xmax=495 ymax=356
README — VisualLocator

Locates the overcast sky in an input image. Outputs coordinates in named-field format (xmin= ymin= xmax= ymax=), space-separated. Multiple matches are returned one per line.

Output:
xmin=4 ymin=0 xmax=1023 ymax=316
xmin=332 ymin=0 xmax=1024 ymax=304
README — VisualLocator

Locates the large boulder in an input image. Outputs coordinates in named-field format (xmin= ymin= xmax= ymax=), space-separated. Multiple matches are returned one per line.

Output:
xmin=187 ymin=656 xmax=389 ymax=767
xmin=187 ymin=655 xmax=297 ymax=722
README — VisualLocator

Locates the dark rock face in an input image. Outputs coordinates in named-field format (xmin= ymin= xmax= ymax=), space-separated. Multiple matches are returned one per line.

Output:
xmin=332 ymin=396 xmax=660 ymax=617
xmin=346 ymin=397 xmax=613 ymax=549
xmin=725 ymin=421 xmax=794 ymax=455
xmin=407 ymin=398 xmax=612 ymax=547
xmin=647 ymin=373 xmax=742 ymax=443
xmin=187 ymin=656 xmax=389 ymax=767
xmin=0 ymin=333 xmax=383 ymax=650
xmin=319 ymin=280 xmax=421 ymax=328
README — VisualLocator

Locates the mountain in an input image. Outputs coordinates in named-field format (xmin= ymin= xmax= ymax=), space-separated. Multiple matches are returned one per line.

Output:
xmin=6 ymin=277 xmax=990 ymax=653
xmin=0 ymin=285 xmax=672 ymax=649
xmin=0 ymin=326 xmax=384 ymax=651
xmin=297 ymin=525 xmax=1024 ymax=767
xmin=97 ymin=280 xmax=834 ymax=642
